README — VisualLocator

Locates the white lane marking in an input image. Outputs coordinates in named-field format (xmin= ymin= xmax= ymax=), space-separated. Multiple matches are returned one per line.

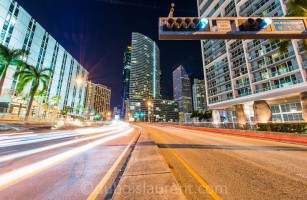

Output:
xmin=87 ymin=133 xmax=138 ymax=200
xmin=0 ymin=129 xmax=123 ymax=163
xmin=0 ymin=125 xmax=129 ymax=148
xmin=0 ymin=128 xmax=133 ymax=191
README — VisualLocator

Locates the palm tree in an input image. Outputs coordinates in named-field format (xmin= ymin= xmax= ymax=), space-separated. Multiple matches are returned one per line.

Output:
xmin=51 ymin=96 xmax=62 ymax=107
xmin=34 ymin=90 xmax=47 ymax=118
xmin=0 ymin=45 xmax=28 ymax=95
xmin=13 ymin=64 xmax=53 ymax=120
xmin=74 ymin=104 xmax=82 ymax=115
xmin=278 ymin=0 xmax=307 ymax=53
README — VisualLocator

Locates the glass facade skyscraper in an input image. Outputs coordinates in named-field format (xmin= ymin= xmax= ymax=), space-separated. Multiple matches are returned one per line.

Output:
xmin=198 ymin=0 xmax=307 ymax=123
xmin=192 ymin=79 xmax=207 ymax=112
xmin=129 ymin=32 xmax=161 ymax=99
xmin=173 ymin=65 xmax=192 ymax=113
xmin=0 ymin=0 xmax=88 ymax=111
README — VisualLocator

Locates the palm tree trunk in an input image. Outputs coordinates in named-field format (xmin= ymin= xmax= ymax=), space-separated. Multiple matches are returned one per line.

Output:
xmin=0 ymin=65 xmax=9 ymax=95
xmin=25 ymin=94 xmax=34 ymax=121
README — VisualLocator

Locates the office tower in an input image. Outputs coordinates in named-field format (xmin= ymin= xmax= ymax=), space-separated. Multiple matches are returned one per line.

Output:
xmin=173 ymin=65 xmax=193 ymax=114
xmin=129 ymin=32 xmax=161 ymax=99
xmin=192 ymin=79 xmax=207 ymax=111
xmin=198 ymin=0 xmax=307 ymax=123
xmin=121 ymin=46 xmax=131 ymax=118
xmin=0 ymin=0 xmax=88 ymax=113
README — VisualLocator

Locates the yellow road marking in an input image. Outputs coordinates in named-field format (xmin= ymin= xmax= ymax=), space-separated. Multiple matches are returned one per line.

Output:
xmin=152 ymin=128 xmax=222 ymax=200
xmin=87 ymin=133 xmax=138 ymax=200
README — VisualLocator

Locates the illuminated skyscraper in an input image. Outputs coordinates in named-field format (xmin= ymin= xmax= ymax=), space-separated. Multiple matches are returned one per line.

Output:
xmin=173 ymin=65 xmax=192 ymax=114
xmin=129 ymin=32 xmax=161 ymax=99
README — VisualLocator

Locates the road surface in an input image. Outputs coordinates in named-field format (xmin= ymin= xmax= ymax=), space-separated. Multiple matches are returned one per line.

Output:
xmin=140 ymin=124 xmax=307 ymax=200
xmin=0 ymin=122 xmax=139 ymax=200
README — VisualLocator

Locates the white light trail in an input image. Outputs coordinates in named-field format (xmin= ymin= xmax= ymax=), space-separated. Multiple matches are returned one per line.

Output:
xmin=0 ymin=128 xmax=134 ymax=191
xmin=0 ymin=129 xmax=124 ymax=163
xmin=0 ymin=124 xmax=129 ymax=148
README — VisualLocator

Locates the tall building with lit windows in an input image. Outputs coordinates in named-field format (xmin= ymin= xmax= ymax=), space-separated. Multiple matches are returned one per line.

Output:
xmin=0 ymin=0 xmax=88 ymax=111
xmin=86 ymin=82 xmax=111 ymax=116
xmin=129 ymin=32 xmax=161 ymax=99
xmin=173 ymin=65 xmax=193 ymax=113
xmin=192 ymin=79 xmax=207 ymax=112
xmin=197 ymin=0 xmax=307 ymax=123
xmin=124 ymin=33 xmax=178 ymax=122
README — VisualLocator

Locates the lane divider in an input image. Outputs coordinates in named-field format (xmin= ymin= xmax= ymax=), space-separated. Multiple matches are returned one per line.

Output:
xmin=151 ymin=128 xmax=222 ymax=200
xmin=0 ymin=128 xmax=133 ymax=191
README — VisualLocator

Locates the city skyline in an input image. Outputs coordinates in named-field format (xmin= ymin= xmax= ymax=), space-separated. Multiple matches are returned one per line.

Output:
xmin=14 ymin=0 xmax=204 ymax=108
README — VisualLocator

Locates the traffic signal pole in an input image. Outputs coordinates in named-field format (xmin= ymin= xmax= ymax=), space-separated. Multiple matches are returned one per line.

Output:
xmin=159 ymin=17 xmax=307 ymax=40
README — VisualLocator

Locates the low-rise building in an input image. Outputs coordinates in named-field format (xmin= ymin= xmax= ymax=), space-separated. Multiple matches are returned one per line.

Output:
xmin=127 ymin=98 xmax=179 ymax=122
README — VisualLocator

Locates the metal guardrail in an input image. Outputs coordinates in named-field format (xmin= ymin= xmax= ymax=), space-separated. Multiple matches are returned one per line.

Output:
xmin=158 ymin=122 xmax=258 ymax=131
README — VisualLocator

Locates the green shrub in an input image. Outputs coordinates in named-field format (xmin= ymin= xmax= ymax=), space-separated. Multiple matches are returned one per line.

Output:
xmin=257 ymin=123 xmax=307 ymax=134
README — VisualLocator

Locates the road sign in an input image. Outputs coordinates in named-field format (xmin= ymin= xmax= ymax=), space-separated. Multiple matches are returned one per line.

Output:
xmin=159 ymin=17 xmax=307 ymax=40
xmin=273 ymin=20 xmax=305 ymax=32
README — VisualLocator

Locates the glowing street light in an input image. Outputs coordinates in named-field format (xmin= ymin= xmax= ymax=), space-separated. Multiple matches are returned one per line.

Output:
xmin=75 ymin=77 xmax=84 ymax=86
xmin=146 ymin=100 xmax=153 ymax=123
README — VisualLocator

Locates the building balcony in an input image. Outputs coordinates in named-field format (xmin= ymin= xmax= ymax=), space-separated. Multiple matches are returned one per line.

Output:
xmin=271 ymin=79 xmax=304 ymax=90
xmin=271 ymin=65 xmax=299 ymax=77
xmin=235 ymin=81 xmax=250 ymax=89
xmin=253 ymin=65 xmax=299 ymax=82
xmin=236 ymin=91 xmax=252 ymax=98
xmin=233 ymin=72 xmax=248 ymax=78
xmin=266 ymin=51 xmax=295 ymax=65
xmin=255 ymin=79 xmax=304 ymax=94
xmin=255 ymin=87 xmax=271 ymax=93
xmin=210 ymin=97 xmax=234 ymax=104
xmin=209 ymin=87 xmax=232 ymax=97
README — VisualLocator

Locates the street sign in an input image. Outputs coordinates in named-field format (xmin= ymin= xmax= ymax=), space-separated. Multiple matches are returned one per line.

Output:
xmin=273 ymin=20 xmax=306 ymax=32
xmin=159 ymin=17 xmax=307 ymax=40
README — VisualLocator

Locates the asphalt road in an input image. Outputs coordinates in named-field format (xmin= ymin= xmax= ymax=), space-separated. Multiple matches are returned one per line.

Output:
xmin=140 ymin=124 xmax=307 ymax=200
xmin=0 ymin=122 xmax=139 ymax=200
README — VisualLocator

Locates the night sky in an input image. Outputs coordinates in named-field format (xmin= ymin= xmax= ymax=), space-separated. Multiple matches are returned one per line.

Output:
xmin=17 ymin=0 xmax=204 ymax=108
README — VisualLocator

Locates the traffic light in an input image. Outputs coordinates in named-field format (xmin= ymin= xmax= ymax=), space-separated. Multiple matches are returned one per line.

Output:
xmin=163 ymin=17 xmax=209 ymax=31
xmin=239 ymin=18 xmax=273 ymax=31
xmin=134 ymin=112 xmax=139 ymax=117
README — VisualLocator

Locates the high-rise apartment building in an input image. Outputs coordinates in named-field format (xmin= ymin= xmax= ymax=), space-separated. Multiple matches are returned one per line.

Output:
xmin=122 ymin=46 xmax=131 ymax=100
xmin=85 ymin=82 xmax=111 ymax=117
xmin=0 ymin=0 xmax=88 ymax=111
xmin=198 ymin=0 xmax=307 ymax=123
xmin=192 ymin=79 xmax=207 ymax=111
xmin=124 ymin=33 xmax=179 ymax=121
xmin=121 ymin=46 xmax=131 ymax=118
xmin=129 ymin=32 xmax=161 ymax=99
xmin=173 ymin=65 xmax=193 ymax=114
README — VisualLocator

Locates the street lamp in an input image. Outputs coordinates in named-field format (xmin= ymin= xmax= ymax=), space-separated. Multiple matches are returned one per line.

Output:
xmin=107 ymin=111 xmax=111 ymax=120
xmin=146 ymin=100 xmax=153 ymax=122
xmin=75 ymin=77 xmax=84 ymax=86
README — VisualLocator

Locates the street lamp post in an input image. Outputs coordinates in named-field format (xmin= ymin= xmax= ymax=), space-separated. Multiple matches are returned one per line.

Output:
xmin=147 ymin=100 xmax=153 ymax=123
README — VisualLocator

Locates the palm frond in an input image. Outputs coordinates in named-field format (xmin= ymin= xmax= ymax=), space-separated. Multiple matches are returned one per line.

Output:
xmin=0 ymin=45 xmax=10 ymax=58
xmin=16 ymin=78 xmax=32 ymax=94
xmin=11 ymin=49 xmax=28 ymax=59
xmin=13 ymin=70 xmax=34 ymax=79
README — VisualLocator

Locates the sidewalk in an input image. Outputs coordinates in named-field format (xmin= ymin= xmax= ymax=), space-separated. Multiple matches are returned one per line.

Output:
xmin=112 ymin=127 xmax=185 ymax=200
xmin=156 ymin=124 xmax=307 ymax=144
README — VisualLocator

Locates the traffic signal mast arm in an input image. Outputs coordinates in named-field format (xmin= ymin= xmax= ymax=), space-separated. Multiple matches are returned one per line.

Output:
xmin=159 ymin=17 xmax=307 ymax=40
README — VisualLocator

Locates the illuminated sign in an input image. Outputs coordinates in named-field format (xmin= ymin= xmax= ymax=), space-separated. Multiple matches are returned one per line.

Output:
xmin=273 ymin=20 xmax=306 ymax=31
